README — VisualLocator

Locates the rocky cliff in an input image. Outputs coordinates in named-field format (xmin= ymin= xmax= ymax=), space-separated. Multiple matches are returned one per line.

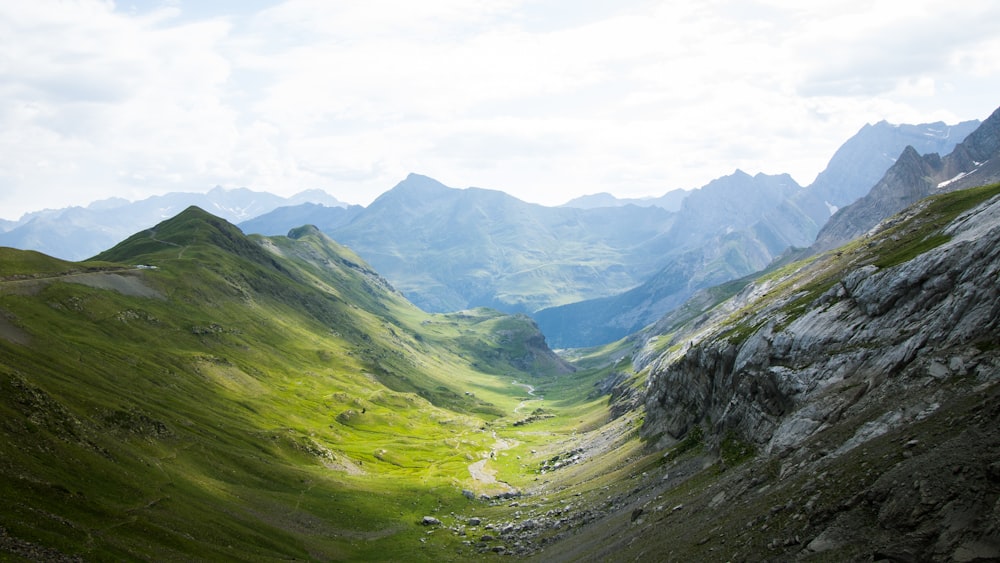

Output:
xmin=642 ymin=184 xmax=1000 ymax=451
xmin=631 ymin=184 xmax=1000 ymax=559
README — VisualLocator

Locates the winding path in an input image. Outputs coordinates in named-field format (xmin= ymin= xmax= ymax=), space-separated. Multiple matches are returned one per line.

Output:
xmin=468 ymin=431 xmax=518 ymax=489
xmin=512 ymin=380 xmax=543 ymax=414
xmin=468 ymin=380 xmax=545 ymax=488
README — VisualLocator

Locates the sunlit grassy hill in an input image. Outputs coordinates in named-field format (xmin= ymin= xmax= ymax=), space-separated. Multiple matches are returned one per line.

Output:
xmin=0 ymin=207 xmax=587 ymax=561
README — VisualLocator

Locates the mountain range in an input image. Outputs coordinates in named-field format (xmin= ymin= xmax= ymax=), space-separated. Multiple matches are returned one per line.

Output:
xmin=236 ymin=117 xmax=978 ymax=351
xmin=0 ymin=187 xmax=346 ymax=261
xmin=534 ymin=117 xmax=981 ymax=347
xmin=0 ymin=117 xmax=980 ymax=351
xmin=560 ymin=189 xmax=689 ymax=211
xmin=2 ymin=116 xmax=999 ymax=560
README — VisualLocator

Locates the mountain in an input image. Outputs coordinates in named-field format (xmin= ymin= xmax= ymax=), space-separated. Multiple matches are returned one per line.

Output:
xmin=0 ymin=206 xmax=577 ymax=560
xmin=813 ymin=108 xmax=1000 ymax=251
xmin=534 ymin=229 xmax=778 ymax=348
xmin=536 ymin=170 xmax=801 ymax=348
xmin=530 ymin=180 xmax=1000 ymax=561
xmin=246 ymin=171 xmax=805 ymax=321
xmin=239 ymin=202 xmax=364 ymax=236
xmin=535 ymin=118 xmax=981 ymax=348
xmin=0 ymin=187 xmax=346 ymax=261
xmin=807 ymin=118 xmax=981 ymax=211
xmin=668 ymin=170 xmax=801 ymax=248
xmin=316 ymin=173 xmax=681 ymax=314
xmin=561 ymin=189 xmax=689 ymax=211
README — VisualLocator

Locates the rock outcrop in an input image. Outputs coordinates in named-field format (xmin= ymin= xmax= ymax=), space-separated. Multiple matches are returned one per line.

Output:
xmin=642 ymin=188 xmax=1000 ymax=454
xmin=619 ymin=185 xmax=1000 ymax=561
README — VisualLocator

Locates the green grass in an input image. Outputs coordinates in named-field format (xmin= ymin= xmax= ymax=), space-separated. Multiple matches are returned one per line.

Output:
xmin=870 ymin=182 xmax=1000 ymax=268
xmin=0 ymin=208 xmax=606 ymax=561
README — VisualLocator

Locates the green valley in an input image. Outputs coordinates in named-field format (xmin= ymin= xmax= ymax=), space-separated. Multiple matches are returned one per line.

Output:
xmin=0 ymin=207 xmax=616 ymax=561
xmin=3 ymin=179 xmax=1000 ymax=561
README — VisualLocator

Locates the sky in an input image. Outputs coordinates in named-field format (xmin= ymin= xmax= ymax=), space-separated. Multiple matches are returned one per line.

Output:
xmin=1 ymin=0 xmax=999 ymax=220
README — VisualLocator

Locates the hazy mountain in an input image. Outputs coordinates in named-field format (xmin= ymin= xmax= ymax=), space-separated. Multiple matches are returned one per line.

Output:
xmin=536 ymin=170 xmax=801 ymax=347
xmin=808 ymin=119 xmax=981 ymax=209
xmin=814 ymin=106 xmax=1000 ymax=251
xmin=535 ymin=118 xmax=982 ymax=348
xmin=317 ymin=173 xmax=680 ymax=314
xmin=0 ymin=186 xmax=345 ymax=261
xmin=239 ymin=202 xmax=364 ymax=236
xmin=535 ymin=229 xmax=778 ymax=348
xmin=561 ymin=189 xmax=689 ymax=211
xmin=668 ymin=170 xmax=801 ymax=247
xmin=247 ymin=171 xmax=801 ymax=320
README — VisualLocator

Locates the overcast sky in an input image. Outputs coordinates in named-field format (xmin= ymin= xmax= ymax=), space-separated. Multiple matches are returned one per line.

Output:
xmin=2 ymin=0 xmax=999 ymax=220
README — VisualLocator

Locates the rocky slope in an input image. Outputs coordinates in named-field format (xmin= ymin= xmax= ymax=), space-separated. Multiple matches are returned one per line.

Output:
xmin=642 ymin=185 xmax=1000 ymax=448
xmin=618 ymin=183 xmax=1000 ymax=560
xmin=506 ymin=183 xmax=1000 ymax=562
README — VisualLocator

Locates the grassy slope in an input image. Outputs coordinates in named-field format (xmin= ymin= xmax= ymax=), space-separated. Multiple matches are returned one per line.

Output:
xmin=0 ymin=208 xmax=606 ymax=561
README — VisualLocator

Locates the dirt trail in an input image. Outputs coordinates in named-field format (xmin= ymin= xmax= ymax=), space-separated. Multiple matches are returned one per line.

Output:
xmin=468 ymin=379 xmax=542 ymax=489
xmin=512 ymin=380 xmax=543 ymax=414
xmin=0 ymin=268 xmax=161 ymax=299
xmin=468 ymin=430 xmax=518 ymax=487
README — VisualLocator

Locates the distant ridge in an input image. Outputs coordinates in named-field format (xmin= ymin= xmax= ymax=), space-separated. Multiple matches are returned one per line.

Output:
xmin=813 ymin=106 xmax=1000 ymax=251
xmin=534 ymin=117 xmax=982 ymax=348
xmin=0 ymin=187 xmax=344 ymax=261
xmin=561 ymin=189 xmax=688 ymax=212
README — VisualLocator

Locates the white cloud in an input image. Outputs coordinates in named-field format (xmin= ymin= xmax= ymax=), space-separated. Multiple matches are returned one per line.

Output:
xmin=0 ymin=0 xmax=998 ymax=219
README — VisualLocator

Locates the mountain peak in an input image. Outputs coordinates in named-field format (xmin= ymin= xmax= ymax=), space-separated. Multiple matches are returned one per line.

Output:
xmin=398 ymin=173 xmax=451 ymax=191
xmin=287 ymin=224 xmax=325 ymax=240
xmin=93 ymin=206 xmax=259 ymax=264
xmin=369 ymin=173 xmax=455 ymax=209
xmin=812 ymin=105 xmax=1000 ymax=252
